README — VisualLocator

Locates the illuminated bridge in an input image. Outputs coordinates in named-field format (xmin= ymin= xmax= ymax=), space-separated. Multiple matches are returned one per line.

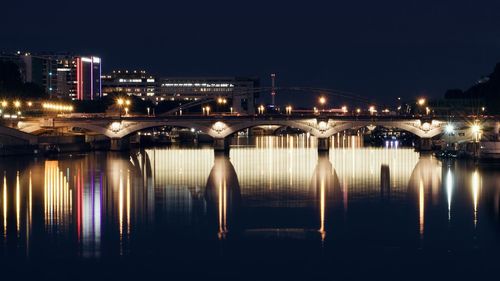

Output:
xmin=2 ymin=115 xmax=498 ymax=152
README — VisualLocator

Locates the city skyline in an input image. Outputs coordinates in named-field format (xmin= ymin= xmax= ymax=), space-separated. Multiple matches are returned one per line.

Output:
xmin=2 ymin=0 xmax=500 ymax=104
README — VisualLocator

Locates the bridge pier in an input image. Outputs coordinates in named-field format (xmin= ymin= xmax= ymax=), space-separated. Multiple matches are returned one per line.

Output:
xmin=110 ymin=137 xmax=130 ymax=151
xmin=214 ymin=137 xmax=231 ymax=155
xmin=417 ymin=138 xmax=432 ymax=151
xmin=317 ymin=137 xmax=330 ymax=152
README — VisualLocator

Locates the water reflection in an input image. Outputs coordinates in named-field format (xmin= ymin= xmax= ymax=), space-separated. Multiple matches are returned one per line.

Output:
xmin=0 ymin=136 xmax=498 ymax=259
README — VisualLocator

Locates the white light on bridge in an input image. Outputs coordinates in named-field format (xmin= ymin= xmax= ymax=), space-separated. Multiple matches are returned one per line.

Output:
xmin=445 ymin=124 xmax=454 ymax=134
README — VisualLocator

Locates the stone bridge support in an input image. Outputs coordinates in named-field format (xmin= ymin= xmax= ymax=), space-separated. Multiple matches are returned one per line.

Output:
xmin=110 ymin=137 xmax=130 ymax=151
xmin=417 ymin=138 xmax=432 ymax=151
xmin=317 ymin=137 xmax=330 ymax=152
xmin=213 ymin=137 xmax=231 ymax=155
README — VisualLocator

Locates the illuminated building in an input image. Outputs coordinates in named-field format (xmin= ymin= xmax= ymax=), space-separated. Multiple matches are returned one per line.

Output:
xmin=0 ymin=52 xmax=102 ymax=100
xmin=158 ymin=77 xmax=259 ymax=114
xmin=75 ymin=56 xmax=102 ymax=100
xmin=101 ymin=70 xmax=156 ymax=99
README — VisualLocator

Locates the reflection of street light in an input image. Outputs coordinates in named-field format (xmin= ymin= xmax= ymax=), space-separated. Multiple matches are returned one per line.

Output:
xmin=341 ymin=106 xmax=348 ymax=114
xmin=425 ymin=107 xmax=430 ymax=115
xmin=124 ymin=107 xmax=129 ymax=116
xmin=285 ymin=105 xmax=292 ymax=115
xmin=147 ymin=107 xmax=150 ymax=116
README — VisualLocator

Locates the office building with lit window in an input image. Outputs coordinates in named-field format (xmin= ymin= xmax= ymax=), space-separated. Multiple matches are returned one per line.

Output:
xmin=101 ymin=70 xmax=156 ymax=99
xmin=1 ymin=52 xmax=102 ymax=100
xmin=158 ymin=77 xmax=259 ymax=114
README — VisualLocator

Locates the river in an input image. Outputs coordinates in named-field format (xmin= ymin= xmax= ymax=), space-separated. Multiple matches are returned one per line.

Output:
xmin=0 ymin=135 xmax=499 ymax=280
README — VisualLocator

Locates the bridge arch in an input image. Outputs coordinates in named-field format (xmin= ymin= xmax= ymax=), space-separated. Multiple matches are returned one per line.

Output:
xmin=324 ymin=120 xmax=445 ymax=139
xmin=213 ymin=119 xmax=324 ymax=139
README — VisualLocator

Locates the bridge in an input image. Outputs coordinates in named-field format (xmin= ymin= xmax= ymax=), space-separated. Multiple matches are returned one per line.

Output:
xmin=1 ymin=114 xmax=499 ymax=153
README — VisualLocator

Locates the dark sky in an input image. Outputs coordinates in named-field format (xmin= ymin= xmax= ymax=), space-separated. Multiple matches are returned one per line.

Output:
xmin=2 ymin=0 xmax=500 ymax=105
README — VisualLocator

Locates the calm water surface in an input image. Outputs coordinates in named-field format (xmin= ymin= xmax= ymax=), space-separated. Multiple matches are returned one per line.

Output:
xmin=1 ymin=135 xmax=499 ymax=280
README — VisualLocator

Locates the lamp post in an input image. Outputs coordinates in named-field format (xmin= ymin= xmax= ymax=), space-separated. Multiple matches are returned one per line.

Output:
xmin=117 ymin=98 xmax=124 ymax=118
xmin=417 ymin=98 xmax=426 ymax=115
xmin=14 ymin=100 xmax=21 ymax=116
xmin=258 ymin=105 xmax=265 ymax=115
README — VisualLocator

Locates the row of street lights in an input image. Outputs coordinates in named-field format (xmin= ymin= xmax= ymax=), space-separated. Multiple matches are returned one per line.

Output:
xmin=117 ymin=98 xmax=131 ymax=117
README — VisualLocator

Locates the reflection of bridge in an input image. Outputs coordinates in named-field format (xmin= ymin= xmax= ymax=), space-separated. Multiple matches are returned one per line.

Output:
xmin=4 ymin=115 xmax=497 ymax=152
xmin=1 ymin=145 xmax=447 ymax=248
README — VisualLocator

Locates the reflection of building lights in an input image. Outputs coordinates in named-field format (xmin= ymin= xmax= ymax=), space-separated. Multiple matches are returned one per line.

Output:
xmin=446 ymin=168 xmax=453 ymax=221
xmin=16 ymin=171 xmax=20 ymax=233
xmin=3 ymin=173 xmax=7 ymax=236
xmin=319 ymin=172 xmax=326 ymax=241
xmin=472 ymin=170 xmax=480 ymax=227
xmin=419 ymin=179 xmax=424 ymax=238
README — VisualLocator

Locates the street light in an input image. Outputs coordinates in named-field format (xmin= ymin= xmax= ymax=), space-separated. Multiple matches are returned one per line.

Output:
xmin=258 ymin=105 xmax=265 ymax=115
xmin=319 ymin=97 xmax=326 ymax=113
xmin=14 ymin=101 xmax=21 ymax=108
xmin=418 ymin=98 xmax=426 ymax=106
xmin=369 ymin=106 xmax=376 ymax=115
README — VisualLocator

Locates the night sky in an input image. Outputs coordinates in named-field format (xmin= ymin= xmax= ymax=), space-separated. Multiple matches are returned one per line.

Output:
xmin=2 ymin=0 xmax=500 ymax=105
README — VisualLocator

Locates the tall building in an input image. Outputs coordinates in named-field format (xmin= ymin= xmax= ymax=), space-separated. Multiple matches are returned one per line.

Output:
xmin=101 ymin=70 xmax=156 ymax=99
xmin=75 ymin=56 xmax=102 ymax=100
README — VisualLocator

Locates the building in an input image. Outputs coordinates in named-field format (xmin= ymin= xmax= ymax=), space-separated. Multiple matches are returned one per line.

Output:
xmin=0 ymin=52 xmax=102 ymax=100
xmin=75 ymin=56 xmax=102 ymax=100
xmin=101 ymin=74 xmax=259 ymax=114
xmin=101 ymin=70 xmax=156 ymax=99
xmin=0 ymin=51 xmax=58 ymax=96
xmin=158 ymin=77 xmax=259 ymax=114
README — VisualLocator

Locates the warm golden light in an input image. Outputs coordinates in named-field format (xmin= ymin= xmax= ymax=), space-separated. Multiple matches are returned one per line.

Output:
xmin=418 ymin=98 xmax=426 ymax=106
xmin=42 ymin=102 xmax=74 ymax=112
xmin=319 ymin=96 xmax=326 ymax=105
xmin=117 ymin=98 xmax=124 ymax=106
xmin=14 ymin=100 xmax=21 ymax=108
xmin=1 ymin=101 xmax=7 ymax=107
